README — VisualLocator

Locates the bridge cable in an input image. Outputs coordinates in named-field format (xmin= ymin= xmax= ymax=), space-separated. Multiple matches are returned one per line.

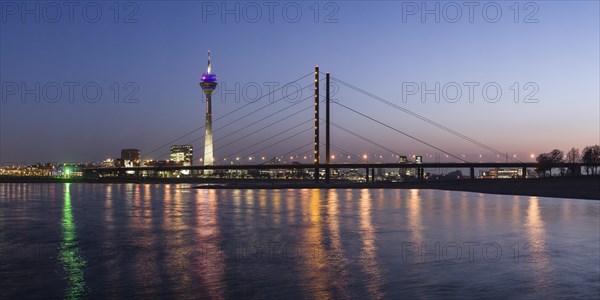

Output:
xmin=329 ymin=121 xmax=402 ymax=157
xmin=329 ymin=144 xmax=363 ymax=163
xmin=243 ymin=122 xmax=323 ymax=161
xmin=142 ymin=71 xmax=314 ymax=160
xmin=278 ymin=142 xmax=315 ymax=162
xmin=205 ymin=103 xmax=314 ymax=158
xmin=334 ymin=102 xmax=468 ymax=163
xmin=330 ymin=75 xmax=522 ymax=163
xmin=154 ymin=83 xmax=317 ymax=160
xmin=228 ymin=119 xmax=315 ymax=160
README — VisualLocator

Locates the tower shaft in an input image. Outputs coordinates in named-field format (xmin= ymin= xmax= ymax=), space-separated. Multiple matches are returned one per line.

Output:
xmin=203 ymin=91 xmax=214 ymax=166
xmin=200 ymin=51 xmax=218 ymax=173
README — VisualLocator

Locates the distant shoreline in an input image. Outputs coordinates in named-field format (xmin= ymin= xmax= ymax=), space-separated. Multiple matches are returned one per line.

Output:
xmin=1 ymin=176 xmax=599 ymax=200
xmin=191 ymin=177 xmax=600 ymax=200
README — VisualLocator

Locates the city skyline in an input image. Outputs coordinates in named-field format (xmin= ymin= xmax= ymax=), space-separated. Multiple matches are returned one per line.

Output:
xmin=1 ymin=1 xmax=598 ymax=163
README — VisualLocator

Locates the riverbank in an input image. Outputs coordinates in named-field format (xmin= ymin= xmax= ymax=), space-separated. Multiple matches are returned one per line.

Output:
xmin=1 ymin=176 xmax=598 ymax=200
xmin=189 ymin=176 xmax=600 ymax=200
xmin=397 ymin=177 xmax=600 ymax=200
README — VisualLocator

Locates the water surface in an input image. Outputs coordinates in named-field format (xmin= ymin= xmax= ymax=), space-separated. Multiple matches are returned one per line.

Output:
xmin=1 ymin=183 xmax=598 ymax=299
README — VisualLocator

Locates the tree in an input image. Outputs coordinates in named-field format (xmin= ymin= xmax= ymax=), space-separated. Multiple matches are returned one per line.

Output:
xmin=536 ymin=149 xmax=564 ymax=177
xmin=535 ymin=153 xmax=551 ymax=177
xmin=566 ymin=147 xmax=580 ymax=163
xmin=566 ymin=147 xmax=581 ymax=175
xmin=582 ymin=145 xmax=600 ymax=175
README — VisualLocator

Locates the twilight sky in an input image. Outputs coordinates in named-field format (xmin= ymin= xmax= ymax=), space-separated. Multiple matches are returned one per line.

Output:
xmin=1 ymin=1 xmax=599 ymax=164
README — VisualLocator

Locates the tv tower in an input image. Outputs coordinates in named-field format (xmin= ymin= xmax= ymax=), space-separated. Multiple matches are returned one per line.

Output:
xmin=200 ymin=51 xmax=217 ymax=170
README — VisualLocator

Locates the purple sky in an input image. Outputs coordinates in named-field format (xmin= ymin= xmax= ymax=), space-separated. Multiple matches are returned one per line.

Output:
xmin=1 ymin=1 xmax=599 ymax=164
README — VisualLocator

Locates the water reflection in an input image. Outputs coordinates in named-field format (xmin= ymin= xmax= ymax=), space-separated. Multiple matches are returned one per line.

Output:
xmin=59 ymin=183 xmax=87 ymax=299
xmin=164 ymin=186 xmax=193 ymax=294
xmin=131 ymin=183 xmax=160 ymax=296
xmin=407 ymin=189 xmax=423 ymax=243
xmin=102 ymin=184 xmax=119 ymax=298
xmin=195 ymin=189 xmax=225 ymax=299
xmin=326 ymin=189 xmax=351 ymax=298
xmin=301 ymin=189 xmax=330 ymax=298
xmin=525 ymin=197 xmax=553 ymax=291
xmin=359 ymin=189 xmax=384 ymax=298
xmin=442 ymin=191 xmax=454 ymax=239
xmin=1 ymin=184 xmax=599 ymax=299
xmin=270 ymin=190 xmax=281 ymax=228
xmin=526 ymin=197 xmax=547 ymax=245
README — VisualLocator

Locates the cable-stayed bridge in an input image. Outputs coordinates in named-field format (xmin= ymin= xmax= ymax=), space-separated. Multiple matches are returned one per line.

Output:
xmin=85 ymin=67 xmax=596 ymax=183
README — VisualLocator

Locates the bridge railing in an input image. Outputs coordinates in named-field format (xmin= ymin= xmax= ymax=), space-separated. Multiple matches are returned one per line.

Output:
xmin=82 ymin=162 xmax=599 ymax=181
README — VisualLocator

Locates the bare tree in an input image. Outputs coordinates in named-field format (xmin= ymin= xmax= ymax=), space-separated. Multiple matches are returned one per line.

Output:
xmin=536 ymin=149 xmax=564 ymax=177
xmin=566 ymin=147 xmax=580 ymax=163
xmin=582 ymin=145 xmax=600 ymax=175
xmin=535 ymin=153 xmax=552 ymax=177
xmin=566 ymin=147 xmax=581 ymax=175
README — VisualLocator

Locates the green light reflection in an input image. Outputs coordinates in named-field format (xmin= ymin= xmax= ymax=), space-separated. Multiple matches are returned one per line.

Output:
xmin=60 ymin=183 xmax=88 ymax=299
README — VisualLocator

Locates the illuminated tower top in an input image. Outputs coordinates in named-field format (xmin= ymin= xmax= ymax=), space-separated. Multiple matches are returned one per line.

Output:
xmin=207 ymin=50 xmax=212 ymax=74
xmin=201 ymin=50 xmax=217 ymax=84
